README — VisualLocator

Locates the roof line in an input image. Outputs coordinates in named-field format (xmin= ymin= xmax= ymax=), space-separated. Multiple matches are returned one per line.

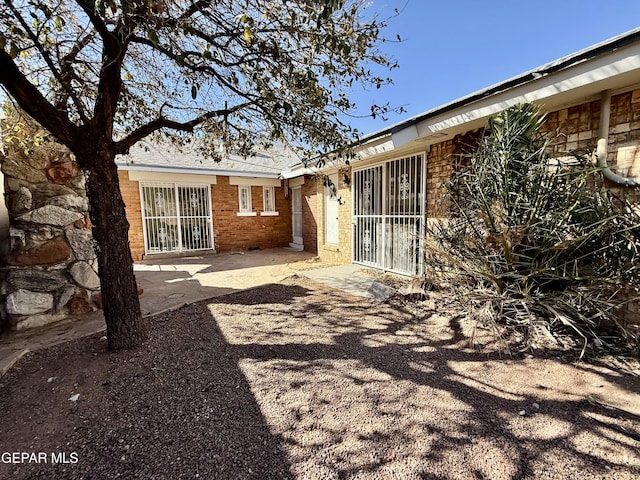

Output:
xmin=358 ymin=26 xmax=640 ymax=145
xmin=117 ymin=164 xmax=281 ymax=178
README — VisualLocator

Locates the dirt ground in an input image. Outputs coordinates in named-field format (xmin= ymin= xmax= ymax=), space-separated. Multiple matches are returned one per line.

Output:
xmin=1 ymin=276 xmax=639 ymax=479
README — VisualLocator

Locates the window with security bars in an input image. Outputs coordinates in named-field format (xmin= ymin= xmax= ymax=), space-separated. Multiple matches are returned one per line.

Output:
xmin=140 ymin=183 xmax=213 ymax=254
xmin=263 ymin=186 xmax=276 ymax=213
xmin=238 ymin=185 xmax=252 ymax=213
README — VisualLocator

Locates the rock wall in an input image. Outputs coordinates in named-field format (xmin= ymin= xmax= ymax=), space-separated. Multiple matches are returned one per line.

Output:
xmin=0 ymin=129 xmax=100 ymax=331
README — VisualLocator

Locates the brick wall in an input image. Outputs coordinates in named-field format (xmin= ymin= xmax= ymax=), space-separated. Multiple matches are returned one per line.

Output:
xmin=211 ymin=176 xmax=292 ymax=252
xmin=315 ymin=168 xmax=352 ymax=264
xmin=425 ymin=140 xmax=456 ymax=218
xmin=543 ymin=89 xmax=640 ymax=199
xmin=118 ymin=170 xmax=145 ymax=261
xmin=119 ymin=171 xmax=293 ymax=259
xmin=301 ymin=177 xmax=318 ymax=254
xmin=424 ymin=88 xmax=640 ymax=219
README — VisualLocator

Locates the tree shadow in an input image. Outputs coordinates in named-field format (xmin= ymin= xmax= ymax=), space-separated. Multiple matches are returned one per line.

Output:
xmin=208 ymin=279 xmax=640 ymax=479
xmin=2 ymin=278 xmax=639 ymax=479
xmin=0 ymin=301 xmax=296 ymax=479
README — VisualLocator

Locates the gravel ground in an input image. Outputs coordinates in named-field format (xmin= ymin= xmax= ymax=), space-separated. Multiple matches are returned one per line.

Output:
xmin=1 ymin=276 xmax=639 ymax=479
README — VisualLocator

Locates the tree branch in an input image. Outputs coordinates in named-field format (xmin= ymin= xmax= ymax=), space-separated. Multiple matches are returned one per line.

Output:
xmin=4 ymin=0 xmax=89 ymax=123
xmin=75 ymin=0 xmax=112 ymax=42
xmin=0 ymin=50 xmax=81 ymax=148
xmin=113 ymin=102 xmax=252 ymax=154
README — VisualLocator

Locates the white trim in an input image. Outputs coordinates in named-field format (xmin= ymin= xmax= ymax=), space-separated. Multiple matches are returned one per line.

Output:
xmin=229 ymin=176 xmax=281 ymax=186
xmin=119 ymin=164 xmax=280 ymax=179
xmin=262 ymin=185 xmax=276 ymax=213
xmin=238 ymin=185 xmax=252 ymax=213
xmin=352 ymin=151 xmax=428 ymax=174
xmin=138 ymin=182 xmax=214 ymax=256
xmin=128 ymin=170 xmax=218 ymax=184
xmin=292 ymin=186 xmax=303 ymax=246
xmin=281 ymin=166 xmax=314 ymax=179
xmin=324 ymin=173 xmax=339 ymax=246
xmin=236 ymin=212 xmax=257 ymax=217
xmin=260 ymin=212 xmax=280 ymax=217
xmin=353 ymin=43 xmax=640 ymax=160
xmin=289 ymin=176 xmax=305 ymax=187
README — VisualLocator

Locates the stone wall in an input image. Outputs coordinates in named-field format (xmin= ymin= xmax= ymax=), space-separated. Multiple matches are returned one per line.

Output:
xmin=0 ymin=132 xmax=99 ymax=331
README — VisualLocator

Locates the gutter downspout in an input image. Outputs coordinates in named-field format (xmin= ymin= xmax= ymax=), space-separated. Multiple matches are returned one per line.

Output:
xmin=596 ymin=90 xmax=639 ymax=187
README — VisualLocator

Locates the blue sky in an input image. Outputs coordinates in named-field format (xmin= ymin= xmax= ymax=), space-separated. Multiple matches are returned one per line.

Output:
xmin=347 ymin=0 xmax=640 ymax=134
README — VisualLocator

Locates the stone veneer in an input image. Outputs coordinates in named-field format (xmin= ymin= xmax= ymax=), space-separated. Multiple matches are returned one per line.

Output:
xmin=0 ymin=129 xmax=100 ymax=331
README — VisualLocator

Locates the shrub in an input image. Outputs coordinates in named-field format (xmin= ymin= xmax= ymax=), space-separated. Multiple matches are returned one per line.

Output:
xmin=424 ymin=103 xmax=640 ymax=357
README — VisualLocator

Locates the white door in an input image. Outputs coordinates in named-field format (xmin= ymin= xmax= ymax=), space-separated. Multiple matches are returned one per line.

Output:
xmin=292 ymin=186 xmax=303 ymax=245
xmin=324 ymin=174 xmax=339 ymax=245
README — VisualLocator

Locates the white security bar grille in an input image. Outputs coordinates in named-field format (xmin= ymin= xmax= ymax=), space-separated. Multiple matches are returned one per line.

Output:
xmin=353 ymin=154 xmax=425 ymax=275
xmin=140 ymin=182 xmax=213 ymax=254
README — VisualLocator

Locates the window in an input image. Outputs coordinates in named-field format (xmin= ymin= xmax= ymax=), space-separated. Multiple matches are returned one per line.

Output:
xmin=237 ymin=185 xmax=255 ymax=216
xmin=140 ymin=183 xmax=213 ymax=254
xmin=262 ymin=186 xmax=279 ymax=216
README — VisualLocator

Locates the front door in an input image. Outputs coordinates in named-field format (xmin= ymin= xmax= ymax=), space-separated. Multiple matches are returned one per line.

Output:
xmin=292 ymin=186 xmax=303 ymax=245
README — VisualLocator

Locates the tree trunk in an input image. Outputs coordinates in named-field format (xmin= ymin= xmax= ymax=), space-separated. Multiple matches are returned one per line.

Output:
xmin=79 ymin=146 xmax=145 ymax=350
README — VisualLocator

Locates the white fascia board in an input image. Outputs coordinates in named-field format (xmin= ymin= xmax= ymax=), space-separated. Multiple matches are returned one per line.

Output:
xmin=281 ymin=158 xmax=345 ymax=177
xmin=353 ymin=136 xmax=395 ymax=162
xmin=127 ymin=169 xmax=218 ymax=184
xmin=229 ymin=176 xmax=282 ymax=186
xmin=289 ymin=176 xmax=305 ymax=187
xmin=281 ymin=165 xmax=314 ymax=179
xmin=411 ymin=47 xmax=640 ymax=142
xmin=118 ymin=163 xmax=280 ymax=179
xmin=391 ymin=124 xmax=419 ymax=147
xmin=352 ymin=44 xmax=640 ymax=156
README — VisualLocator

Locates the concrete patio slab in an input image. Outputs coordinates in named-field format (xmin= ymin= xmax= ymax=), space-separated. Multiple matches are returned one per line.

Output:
xmin=0 ymin=248 xmax=399 ymax=377
xmin=0 ymin=248 xmax=317 ymax=376
xmin=300 ymin=264 xmax=396 ymax=301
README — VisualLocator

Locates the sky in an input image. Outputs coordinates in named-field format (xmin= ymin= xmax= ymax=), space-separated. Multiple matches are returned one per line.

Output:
xmin=347 ymin=0 xmax=640 ymax=134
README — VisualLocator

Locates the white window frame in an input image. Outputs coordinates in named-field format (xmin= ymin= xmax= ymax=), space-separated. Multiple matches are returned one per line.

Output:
xmin=237 ymin=185 xmax=256 ymax=216
xmin=261 ymin=186 xmax=279 ymax=216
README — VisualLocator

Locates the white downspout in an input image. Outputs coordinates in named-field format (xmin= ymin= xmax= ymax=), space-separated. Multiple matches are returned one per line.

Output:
xmin=596 ymin=90 xmax=639 ymax=187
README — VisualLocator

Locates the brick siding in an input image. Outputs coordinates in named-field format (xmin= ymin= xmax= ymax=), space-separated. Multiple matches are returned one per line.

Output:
xmin=118 ymin=170 xmax=145 ymax=261
xmin=211 ymin=176 xmax=292 ymax=252
xmin=424 ymin=88 xmax=640 ymax=221
xmin=119 ymin=171 xmax=293 ymax=259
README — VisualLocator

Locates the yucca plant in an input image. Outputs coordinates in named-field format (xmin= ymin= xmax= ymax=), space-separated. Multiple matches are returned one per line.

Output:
xmin=425 ymin=104 xmax=640 ymax=357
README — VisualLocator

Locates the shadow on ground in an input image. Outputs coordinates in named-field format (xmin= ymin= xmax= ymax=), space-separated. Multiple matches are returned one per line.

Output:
xmin=0 ymin=278 xmax=639 ymax=479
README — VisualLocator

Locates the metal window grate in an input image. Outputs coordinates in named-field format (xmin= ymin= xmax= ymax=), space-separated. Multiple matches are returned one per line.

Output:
xmin=263 ymin=186 xmax=275 ymax=212
xmin=140 ymin=182 xmax=213 ymax=254
xmin=353 ymin=155 xmax=425 ymax=275
xmin=238 ymin=185 xmax=252 ymax=212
